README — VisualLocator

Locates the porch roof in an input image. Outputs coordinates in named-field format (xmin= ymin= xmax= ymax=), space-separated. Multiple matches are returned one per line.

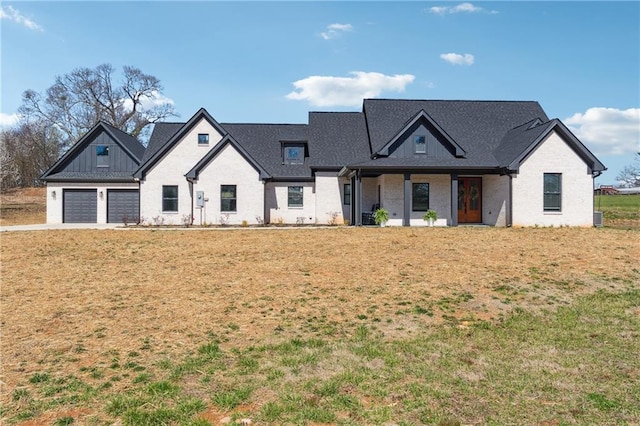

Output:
xmin=346 ymin=156 xmax=504 ymax=173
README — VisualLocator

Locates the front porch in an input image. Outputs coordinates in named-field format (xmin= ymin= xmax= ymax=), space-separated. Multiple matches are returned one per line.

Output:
xmin=349 ymin=172 xmax=510 ymax=227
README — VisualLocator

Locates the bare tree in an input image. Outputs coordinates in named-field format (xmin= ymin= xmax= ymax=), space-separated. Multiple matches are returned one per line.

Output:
xmin=0 ymin=121 xmax=62 ymax=188
xmin=616 ymin=152 xmax=640 ymax=188
xmin=19 ymin=64 xmax=176 ymax=149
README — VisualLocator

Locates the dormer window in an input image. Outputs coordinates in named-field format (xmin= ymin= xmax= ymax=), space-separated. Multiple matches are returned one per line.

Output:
xmin=96 ymin=145 xmax=109 ymax=167
xmin=282 ymin=142 xmax=306 ymax=165
xmin=414 ymin=135 xmax=426 ymax=154
xmin=198 ymin=134 xmax=209 ymax=145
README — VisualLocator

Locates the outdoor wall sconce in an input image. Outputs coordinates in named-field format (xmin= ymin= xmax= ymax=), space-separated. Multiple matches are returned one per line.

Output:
xmin=51 ymin=190 xmax=56 ymax=199
xmin=99 ymin=191 xmax=104 ymax=199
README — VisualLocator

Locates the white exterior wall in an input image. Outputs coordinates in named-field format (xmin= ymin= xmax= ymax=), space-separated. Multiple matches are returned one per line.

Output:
xmin=192 ymin=144 xmax=264 ymax=226
xmin=46 ymin=182 xmax=139 ymax=224
xmin=265 ymin=182 xmax=316 ymax=224
xmin=362 ymin=177 xmax=379 ymax=212
xmin=380 ymin=175 xmax=404 ymax=226
xmin=139 ymin=119 xmax=224 ymax=225
xmin=376 ymin=174 xmax=450 ymax=226
xmin=482 ymin=175 xmax=509 ymax=227
xmin=409 ymin=174 xmax=450 ymax=227
xmin=315 ymin=171 xmax=348 ymax=224
xmin=512 ymin=130 xmax=594 ymax=227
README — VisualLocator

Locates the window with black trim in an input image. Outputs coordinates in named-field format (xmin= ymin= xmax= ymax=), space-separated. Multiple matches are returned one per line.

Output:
xmin=162 ymin=185 xmax=178 ymax=212
xmin=344 ymin=184 xmax=351 ymax=205
xmin=412 ymin=183 xmax=429 ymax=211
xmin=96 ymin=145 xmax=109 ymax=167
xmin=543 ymin=173 xmax=562 ymax=211
xmin=198 ymin=134 xmax=209 ymax=145
xmin=288 ymin=186 xmax=303 ymax=208
xmin=221 ymin=185 xmax=237 ymax=212
xmin=414 ymin=135 xmax=426 ymax=154
xmin=283 ymin=143 xmax=306 ymax=165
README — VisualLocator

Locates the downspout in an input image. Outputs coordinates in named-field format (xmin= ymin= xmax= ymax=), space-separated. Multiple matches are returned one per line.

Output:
xmin=507 ymin=174 xmax=513 ymax=227
xmin=263 ymin=178 xmax=269 ymax=225
xmin=187 ymin=177 xmax=194 ymax=226
xmin=593 ymin=170 xmax=602 ymax=226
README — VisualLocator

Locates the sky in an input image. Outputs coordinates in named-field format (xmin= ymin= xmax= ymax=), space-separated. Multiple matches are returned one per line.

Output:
xmin=1 ymin=1 xmax=639 ymax=186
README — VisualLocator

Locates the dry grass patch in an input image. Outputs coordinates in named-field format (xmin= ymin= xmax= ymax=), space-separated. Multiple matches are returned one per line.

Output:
xmin=0 ymin=187 xmax=46 ymax=226
xmin=2 ymin=227 xmax=639 ymax=424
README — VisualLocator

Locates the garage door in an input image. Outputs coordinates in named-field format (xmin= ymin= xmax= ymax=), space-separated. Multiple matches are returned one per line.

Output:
xmin=107 ymin=189 xmax=139 ymax=223
xmin=63 ymin=189 xmax=97 ymax=223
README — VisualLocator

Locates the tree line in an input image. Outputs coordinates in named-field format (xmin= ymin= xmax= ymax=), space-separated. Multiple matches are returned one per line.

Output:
xmin=1 ymin=64 xmax=176 ymax=189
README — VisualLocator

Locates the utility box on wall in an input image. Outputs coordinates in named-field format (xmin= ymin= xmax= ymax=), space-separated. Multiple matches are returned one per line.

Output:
xmin=196 ymin=191 xmax=205 ymax=208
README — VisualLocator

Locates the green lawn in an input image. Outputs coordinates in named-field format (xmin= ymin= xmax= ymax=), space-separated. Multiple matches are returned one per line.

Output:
xmin=596 ymin=194 xmax=640 ymax=222
xmin=9 ymin=290 xmax=640 ymax=425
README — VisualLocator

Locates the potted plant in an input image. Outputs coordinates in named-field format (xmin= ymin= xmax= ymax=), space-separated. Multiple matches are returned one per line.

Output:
xmin=423 ymin=209 xmax=437 ymax=227
xmin=374 ymin=208 xmax=389 ymax=227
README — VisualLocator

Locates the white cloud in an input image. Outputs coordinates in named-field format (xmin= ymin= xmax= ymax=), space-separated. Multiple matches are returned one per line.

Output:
xmin=429 ymin=2 xmax=484 ymax=15
xmin=440 ymin=53 xmax=475 ymax=65
xmin=565 ymin=107 xmax=640 ymax=156
xmin=320 ymin=23 xmax=353 ymax=40
xmin=286 ymin=71 xmax=415 ymax=107
xmin=0 ymin=5 xmax=43 ymax=32
xmin=0 ymin=112 xmax=20 ymax=128
xmin=122 ymin=90 xmax=175 ymax=113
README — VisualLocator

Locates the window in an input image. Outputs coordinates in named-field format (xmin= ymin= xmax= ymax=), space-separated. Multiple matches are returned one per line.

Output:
xmin=344 ymin=183 xmax=351 ymax=205
xmin=283 ymin=144 xmax=305 ymax=165
xmin=543 ymin=173 xmax=562 ymax=211
xmin=220 ymin=185 xmax=237 ymax=212
xmin=414 ymin=135 xmax=426 ymax=154
xmin=96 ymin=145 xmax=109 ymax=167
xmin=288 ymin=186 xmax=303 ymax=208
xmin=198 ymin=134 xmax=209 ymax=145
xmin=162 ymin=185 xmax=178 ymax=212
xmin=412 ymin=183 xmax=430 ymax=211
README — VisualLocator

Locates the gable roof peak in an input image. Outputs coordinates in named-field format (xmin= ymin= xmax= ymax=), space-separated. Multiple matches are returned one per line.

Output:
xmin=375 ymin=108 xmax=466 ymax=158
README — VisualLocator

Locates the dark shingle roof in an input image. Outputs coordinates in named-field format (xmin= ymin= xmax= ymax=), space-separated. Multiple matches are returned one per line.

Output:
xmin=493 ymin=119 xmax=554 ymax=168
xmin=102 ymin=122 xmax=146 ymax=161
xmin=42 ymin=171 xmax=137 ymax=182
xmin=141 ymin=122 xmax=184 ymax=163
xmin=363 ymin=99 xmax=550 ymax=168
xmin=307 ymin=112 xmax=370 ymax=167
xmin=220 ymin=123 xmax=310 ymax=178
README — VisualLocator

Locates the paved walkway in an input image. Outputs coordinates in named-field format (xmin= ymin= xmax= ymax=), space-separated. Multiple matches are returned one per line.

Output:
xmin=0 ymin=223 xmax=351 ymax=232
xmin=0 ymin=223 xmax=122 ymax=232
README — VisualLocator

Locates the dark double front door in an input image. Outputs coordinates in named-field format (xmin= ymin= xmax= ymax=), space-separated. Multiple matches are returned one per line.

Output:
xmin=458 ymin=177 xmax=482 ymax=223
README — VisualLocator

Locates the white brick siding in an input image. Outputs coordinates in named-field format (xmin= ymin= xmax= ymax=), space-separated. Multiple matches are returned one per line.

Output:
xmin=139 ymin=119 xmax=224 ymax=225
xmin=265 ymin=182 xmax=316 ymax=224
xmin=512 ymin=130 xmax=594 ymax=227
xmin=192 ymin=144 xmax=264 ymax=225
xmin=314 ymin=171 xmax=349 ymax=224
xmin=482 ymin=175 xmax=509 ymax=226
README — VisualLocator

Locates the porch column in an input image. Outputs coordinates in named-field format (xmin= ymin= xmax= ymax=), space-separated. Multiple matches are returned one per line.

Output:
xmin=403 ymin=173 xmax=411 ymax=226
xmin=451 ymin=173 xmax=458 ymax=226
xmin=355 ymin=172 xmax=363 ymax=226
xmin=350 ymin=175 xmax=356 ymax=226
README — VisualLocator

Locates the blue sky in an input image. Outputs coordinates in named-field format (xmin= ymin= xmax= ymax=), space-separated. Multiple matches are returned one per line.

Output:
xmin=1 ymin=1 xmax=639 ymax=185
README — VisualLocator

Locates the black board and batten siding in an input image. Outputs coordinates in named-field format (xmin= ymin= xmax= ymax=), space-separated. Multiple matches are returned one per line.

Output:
xmin=59 ymin=130 xmax=139 ymax=173
xmin=388 ymin=122 xmax=456 ymax=159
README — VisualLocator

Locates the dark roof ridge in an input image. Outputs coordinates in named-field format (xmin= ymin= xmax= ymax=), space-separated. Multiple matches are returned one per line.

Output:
xmin=222 ymin=122 xmax=307 ymax=126
xmin=364 ymin=98 xmax=542 ymax=103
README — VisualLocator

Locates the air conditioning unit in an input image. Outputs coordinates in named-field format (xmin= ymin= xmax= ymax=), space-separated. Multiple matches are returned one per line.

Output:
xmin=594 ymin=211 xmax=603 ymax=227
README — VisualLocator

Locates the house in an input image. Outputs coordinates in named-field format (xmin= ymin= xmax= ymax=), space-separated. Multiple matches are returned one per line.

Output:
xmin=595 ymin=185 xmax=619 ymax=196
xmin=41 ymin=99 xmax=606 ymax=227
